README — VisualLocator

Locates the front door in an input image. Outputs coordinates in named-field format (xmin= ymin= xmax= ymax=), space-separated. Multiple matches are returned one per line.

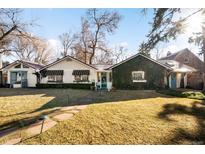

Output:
xmin=101 ymin=72 xmax=107 ymax=89
xmin=10 ymin=72 xmax=17 ymax=86
xmin=21 ymin=71 xmax=28 ymax=88
xmin=171 ymin=73 xmax=177 ymax=89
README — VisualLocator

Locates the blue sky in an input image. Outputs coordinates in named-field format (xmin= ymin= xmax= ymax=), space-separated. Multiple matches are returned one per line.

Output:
xmin=22 ymin=9 xmax=153 ymax=53
xmin=6 ymin=8 xmax=203 ymax=61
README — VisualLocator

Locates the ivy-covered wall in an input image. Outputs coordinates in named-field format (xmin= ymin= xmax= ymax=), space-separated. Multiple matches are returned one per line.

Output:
xmin=112 ymin=55 xmax=168 ymax=89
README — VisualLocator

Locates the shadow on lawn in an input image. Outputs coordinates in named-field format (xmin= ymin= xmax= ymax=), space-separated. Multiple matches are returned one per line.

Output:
xmin=158 ymin=100 xmax=205 ymax=144
xmin=0 ymin=108 xmax=60 ymax=137
xmin=0 ymin=88 xmax=168 ymax=138
xmin=0 ymin=88 xmax=169 ymax=111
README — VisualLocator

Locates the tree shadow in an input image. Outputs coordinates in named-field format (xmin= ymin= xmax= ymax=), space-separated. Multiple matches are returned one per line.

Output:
xmin=0 ymin=108 xmax=60 ymax=137
xmin=158 ymin=101 xmax=205 ymax=144
xmin=0 ymin=88 xmax=169 ymax=139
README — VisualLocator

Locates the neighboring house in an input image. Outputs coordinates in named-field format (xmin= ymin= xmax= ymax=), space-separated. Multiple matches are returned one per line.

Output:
xmin=159 ymin=60 xmax=197 ymax=89
xmin=0 ymin=60 xmax=44 ymax=88
xmin=160 ymin=48 xmax=204 ymax=90
xmin=108 ymin=53 xmax=172 ymax=89
xmin=39 ymin=56 xmax=113 ymax=90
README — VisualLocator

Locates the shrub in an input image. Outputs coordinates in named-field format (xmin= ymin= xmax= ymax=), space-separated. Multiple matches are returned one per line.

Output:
xmin=36 ymin=83 xmax=95 ymax=90
xmin=157 ymin=89 xmax=205 ymax=100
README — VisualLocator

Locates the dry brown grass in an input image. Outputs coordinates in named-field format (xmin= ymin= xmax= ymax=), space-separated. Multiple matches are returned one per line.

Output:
xmin=23 ymin=97 xmax=205 ymax=145
xmin=1 ymin=88 xmax=205 ymax=144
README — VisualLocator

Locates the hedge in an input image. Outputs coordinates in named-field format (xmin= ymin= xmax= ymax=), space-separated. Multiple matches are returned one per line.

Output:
xmin=36 ymin=83 xmax=95 ymax=89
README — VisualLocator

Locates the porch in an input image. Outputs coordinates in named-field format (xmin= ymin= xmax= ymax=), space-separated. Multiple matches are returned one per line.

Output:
xmin=10 ymin=71 xmax=28 ymax=88
xmin=96 ymin=71 xmax=112 ymax=91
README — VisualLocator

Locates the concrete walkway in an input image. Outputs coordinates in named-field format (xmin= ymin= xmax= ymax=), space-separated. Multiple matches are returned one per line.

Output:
xmin=3 ymin=105 xmax=87 ymax=145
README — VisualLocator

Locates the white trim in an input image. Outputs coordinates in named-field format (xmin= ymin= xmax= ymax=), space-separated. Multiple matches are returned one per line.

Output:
xmin=133 ymin=80 xmax=147 ymax=83
xmin=40 ymin=56 xmax=97 ymax=71
xmin=108 ymin=53 xmax=172 ymax=70
xmin=132 ymin=71 xmax=146 ymax=82
xmin=1 ymin=60 xmax=40 ymax=71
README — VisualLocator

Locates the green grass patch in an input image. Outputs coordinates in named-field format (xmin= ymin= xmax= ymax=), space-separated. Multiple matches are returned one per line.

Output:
xmin=157 ymin=89 xmax=205 ymax=100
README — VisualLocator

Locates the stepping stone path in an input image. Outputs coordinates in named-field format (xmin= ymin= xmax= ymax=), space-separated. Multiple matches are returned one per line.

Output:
xmin=53 ymin=113 xmax=73 ymax=121
xmin=2 ymin=104 xmax=88 ymax=145
xmin=60 ymin=106 xmax=75 ymax=111
xmin=75 ymin=105 xmax=87 ymax=110
xmin=25 ymin=119 xmax=57 ymax=137
xmin=4 ymin=138 xmax=22 ymax=145
xmin=68 ymin=110 xmax=80 ymax=114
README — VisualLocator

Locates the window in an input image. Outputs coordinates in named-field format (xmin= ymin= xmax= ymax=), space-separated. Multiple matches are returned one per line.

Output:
xmin=184 ymin=58 xmax=189 ymax=64
xmin=74 ymin=75 xmax=81 ymax=82
xmin=132 ymin=71 xmax=146 ymax=82
xmin=81 ymin=75 xmax=89 ymax=81
xmin=74 ymin=75 xmax=89 ymax=82
xmin=56 ymin=75 xmax=63 ymax=82
xmin=48 ymin=75 xmax=63 ymax=82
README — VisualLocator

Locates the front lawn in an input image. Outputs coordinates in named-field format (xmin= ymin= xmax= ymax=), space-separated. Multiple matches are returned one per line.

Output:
xmin=0 ymin=88 xmax=91 ymax=131
xmin=23 ymin=97 xmax=205 ymax=145
xmin=0 ymin=89 xmax=161 ymax=132
xmin=1 ymin=88 xmax=205 ymax=144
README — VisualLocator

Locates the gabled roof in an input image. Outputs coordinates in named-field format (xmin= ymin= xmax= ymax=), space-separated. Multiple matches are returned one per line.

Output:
xmin=40 ymin=55 xmax=97 ymax=71
xmin=107 ymin=53 xmax=172 ymax=70
xmin=159 ymin=60 xmax=197 ymax=73
xmin=0 ymin=60 xmax=44 ymax=70
xmin=91 ymin=64 xmax=112 ymax=71
xmin=159 ymin=48 xmax=200 ymax=61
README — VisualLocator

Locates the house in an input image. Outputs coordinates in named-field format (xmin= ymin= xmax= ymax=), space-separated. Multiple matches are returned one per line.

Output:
xmin=38 ymin=55 xmax=113 ymax=90
xmin=0 ymin=60 xmax=44 ymax=88
xmin=159 ymin=60 xmax=197 ymax=89
xmin=160 ymin=48 xmax=204 ymax=90
xmin=108 ymin=53 xmax=172 ymax=89
xmin=0 ymin=50 xmax=201 ymax=90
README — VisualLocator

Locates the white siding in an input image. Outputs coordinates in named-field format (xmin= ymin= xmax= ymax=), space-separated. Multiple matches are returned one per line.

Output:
xmin=40 ymin=59 xmax=97 ymax=84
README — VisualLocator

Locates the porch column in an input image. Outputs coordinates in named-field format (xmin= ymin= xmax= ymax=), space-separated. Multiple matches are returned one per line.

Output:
xmin=106 ymin=72 xmax=110 ymax=83
xmin=184 ymin=73 xmax=188 ymax=88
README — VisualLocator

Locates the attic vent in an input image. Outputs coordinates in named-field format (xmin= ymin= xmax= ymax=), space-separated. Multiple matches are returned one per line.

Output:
xmin=66 ymin=57 xmax=72 ymax=61
xmin=184 ymin=58 xmax=189 ymax=64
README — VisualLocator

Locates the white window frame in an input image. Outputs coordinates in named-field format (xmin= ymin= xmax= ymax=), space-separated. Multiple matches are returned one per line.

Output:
xmin=48 ymin=75 xmax=63 ymax=82
xmin=74 ymin=75 xmax=89 ymax=82
xmin=132 ymin=71 xmax=147 ymax=82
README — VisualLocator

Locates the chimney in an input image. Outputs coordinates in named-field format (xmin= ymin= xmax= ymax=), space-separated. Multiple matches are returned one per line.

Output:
xmin=167 ymin=51 xmax=172 ymax=56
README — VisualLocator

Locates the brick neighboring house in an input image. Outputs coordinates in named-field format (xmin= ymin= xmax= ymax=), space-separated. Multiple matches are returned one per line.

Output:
xmin=160 ymin=48 xmax=204 ymax=90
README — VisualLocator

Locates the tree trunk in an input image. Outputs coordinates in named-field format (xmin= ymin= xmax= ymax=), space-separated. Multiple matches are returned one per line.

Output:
xmin=202 ymin=26 xmax=205 ymax=92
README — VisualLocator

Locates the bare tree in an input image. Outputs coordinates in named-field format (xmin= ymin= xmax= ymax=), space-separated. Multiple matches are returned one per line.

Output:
xmin=59 ymin=32 xmax=76 ymax=57
xmin=0 ymin=9 xmax=34 ymax=55
xmin=10 ymin=35 xmax=53 ymax=64
xmin=72 ymin=18 xmax=92 ymax=63
xmin=73 ymin=9 xmax=121 ymax=64
xmin=111 ymin=45 xmax=127 ymax=64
